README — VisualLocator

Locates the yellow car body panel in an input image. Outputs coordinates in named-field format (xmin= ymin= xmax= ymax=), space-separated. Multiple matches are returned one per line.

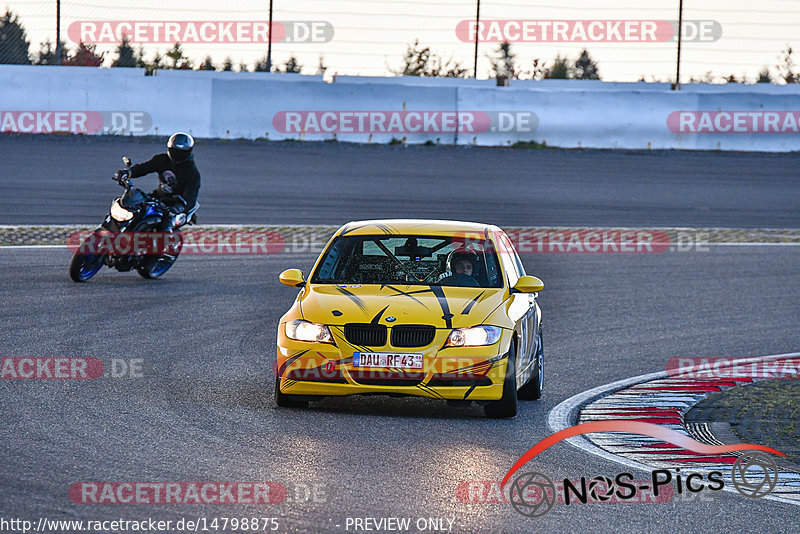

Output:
xmin=275 ymin=219 xmax=541 ymax=404
xmin=296 ymin=284 xmax=509 ymax=329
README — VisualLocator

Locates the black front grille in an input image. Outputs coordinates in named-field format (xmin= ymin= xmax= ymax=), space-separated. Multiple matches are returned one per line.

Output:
xmin=344 ymin=323 xmax=387 ymax=347
xmin=391 ymin=325 xmax=436 ymax=348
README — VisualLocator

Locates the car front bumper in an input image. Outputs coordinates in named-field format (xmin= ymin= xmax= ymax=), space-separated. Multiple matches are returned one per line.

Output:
xmin=275 ymin=324 xmax=512 ymax=401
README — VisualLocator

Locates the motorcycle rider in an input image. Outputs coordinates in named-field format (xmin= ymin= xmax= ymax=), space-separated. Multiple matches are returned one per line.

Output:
xmin=114 ymin=132 xmax=200 ymax=229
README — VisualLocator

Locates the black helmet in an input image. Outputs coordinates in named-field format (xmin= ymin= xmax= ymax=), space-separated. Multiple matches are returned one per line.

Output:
xmin=446 ymin=247 xmax=479 ymax=273
xmin=167 ymin=132 xmax=194 ymax=164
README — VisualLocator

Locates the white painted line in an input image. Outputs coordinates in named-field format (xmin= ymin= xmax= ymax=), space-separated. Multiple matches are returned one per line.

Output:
xmin=0 ymin=244 xmax=324 ymax=254
xmin=547 ymin=352 xmax=800 ymax=506
xmin=0 ymin=245 xmax=68 ymax=249
xmin=699 ymin=243 xmax=800 ymax=247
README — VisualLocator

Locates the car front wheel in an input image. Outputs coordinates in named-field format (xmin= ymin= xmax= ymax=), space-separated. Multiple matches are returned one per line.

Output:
xmin=518 ymin=329 xmax=543 ymax=400
xmin=484 ymin=341 xmax=518 ymax=418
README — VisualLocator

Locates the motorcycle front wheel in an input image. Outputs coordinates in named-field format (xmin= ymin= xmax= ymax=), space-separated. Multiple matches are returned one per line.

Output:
xmin=69 ymin=232 xmax=106 ymax=282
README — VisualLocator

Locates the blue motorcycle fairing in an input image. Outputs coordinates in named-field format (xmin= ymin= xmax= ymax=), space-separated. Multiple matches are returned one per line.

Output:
xmin=120 ymin=188 xmax=148 ymax=208
xmin=145 ymin=205 xmax=162 ymax=217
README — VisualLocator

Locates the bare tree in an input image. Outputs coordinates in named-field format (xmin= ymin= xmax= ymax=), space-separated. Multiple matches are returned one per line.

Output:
xmin=277 ymin=55 xmax=303 ymax=73
xmin=111 ymin=35 xmax=137 ymax=67
xmin=34 ymin=38 xmax=66 ymax=65
xmin=545 ymin=54 xmax=569 ymax=79
xmin=757 ymin=67 xmax=772 ymax=83
xmin=777 ymin=45 xmax=798 ymax=83
xmin=573 ymin=49 xmax=600 ymax=80
xmin=165 ymin=42 xmax=191 ymax=69
xmin=392 ymin=40 xmax=467 ymax=77
xmin=490 ymin=41 xmax=518 ymax=80
xmin=197 ymin=55 xmax=216 ymax=71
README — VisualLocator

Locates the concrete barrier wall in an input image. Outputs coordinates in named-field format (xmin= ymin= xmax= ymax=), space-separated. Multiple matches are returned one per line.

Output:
xmin=334 ymin=76 xmax=800 ymax=94
xmin=2 ymin=66 xmax=798 ymax=151
xmin=332 ymin=75 xmax=497 ymax=88
xmin=210 ymin=79 xmax=461 ymax=143
xmin=1 ymin=65 xmax=213 ymax=137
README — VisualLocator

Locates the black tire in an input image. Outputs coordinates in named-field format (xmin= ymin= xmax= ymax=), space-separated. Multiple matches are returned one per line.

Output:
xmin=518 ymin=329 xmax=543 ymax=400
xmin=274 ymin=377 xmax=309 ymax=408
xmin=68 ymin=233 xmax=105 ymax=282
xmin=484 ymin=340 xmax=518 ymax=418
xmin=136 ymin=232 xmax=182 ymax=279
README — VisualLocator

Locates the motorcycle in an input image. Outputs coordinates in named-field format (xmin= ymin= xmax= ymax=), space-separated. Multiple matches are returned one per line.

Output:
xmin=69 ymin=156 xmax=198 ymax=282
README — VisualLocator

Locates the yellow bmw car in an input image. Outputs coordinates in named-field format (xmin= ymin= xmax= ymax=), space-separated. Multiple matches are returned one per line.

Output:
xmin=275 ymin=219 xmax=544 ymax=418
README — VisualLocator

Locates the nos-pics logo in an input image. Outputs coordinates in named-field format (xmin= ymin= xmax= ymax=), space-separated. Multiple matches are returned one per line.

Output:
xmin=503 ymin=420 xmax=782 ymax=518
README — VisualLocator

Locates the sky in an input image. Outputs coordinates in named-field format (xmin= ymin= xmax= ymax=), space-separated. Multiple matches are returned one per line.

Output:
xmin=6 ymin=0 xmax=800 ymax=82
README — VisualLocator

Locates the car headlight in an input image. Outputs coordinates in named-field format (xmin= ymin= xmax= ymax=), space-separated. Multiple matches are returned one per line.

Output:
xmin=445 ymin=325 xmax=502 ymax=347
xmin=286 ymin=319 xmax=335 ymax=344
xmin=110 ymin=199 xmax=134 ymax=221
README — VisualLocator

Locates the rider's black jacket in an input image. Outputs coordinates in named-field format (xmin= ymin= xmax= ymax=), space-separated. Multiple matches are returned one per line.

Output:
xmin=129 ymin=153 xmax=201 ymax=211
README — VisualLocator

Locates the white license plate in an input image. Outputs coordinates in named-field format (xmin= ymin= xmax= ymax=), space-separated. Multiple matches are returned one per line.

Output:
xmin=353 ymin=352 xmax=423 ymax=369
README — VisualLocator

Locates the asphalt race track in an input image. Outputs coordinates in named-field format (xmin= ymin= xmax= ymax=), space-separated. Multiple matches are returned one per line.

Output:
xmin=1 ymin=137 xmax=800 ymax=533
xmin=2 ymin=135 xmax=800 ymax=227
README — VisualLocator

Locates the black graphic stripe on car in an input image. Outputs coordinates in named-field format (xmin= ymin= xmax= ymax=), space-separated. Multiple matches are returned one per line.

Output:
xmin=460 ymin=290 xmax=486 ymax=315
xmin=429 ymin=285 xmax=454 ymax=329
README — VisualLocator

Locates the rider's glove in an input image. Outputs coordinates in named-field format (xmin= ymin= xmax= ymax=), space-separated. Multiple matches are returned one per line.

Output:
xmin=114 ymin=169 xmax=129 ymax=182
xmin=159 ymin=170 xmax=176 ymax=194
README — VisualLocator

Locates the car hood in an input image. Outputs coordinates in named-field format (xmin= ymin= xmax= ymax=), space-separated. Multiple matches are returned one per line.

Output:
xmin=299 ymin=284 xmax=507 ymax=329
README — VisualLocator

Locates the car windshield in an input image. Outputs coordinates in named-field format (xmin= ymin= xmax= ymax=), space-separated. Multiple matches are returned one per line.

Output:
xmin=311 ymin=234 xmax=504 ymax=288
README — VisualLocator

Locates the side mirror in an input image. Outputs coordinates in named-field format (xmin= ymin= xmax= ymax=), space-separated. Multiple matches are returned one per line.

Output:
xmin=512 ymin=275 xmax=544 ymax=294
xmin=279 ymin=268 xmax=305 ymax=287
xmin=122 ymin=156 xmax=131 ymax=167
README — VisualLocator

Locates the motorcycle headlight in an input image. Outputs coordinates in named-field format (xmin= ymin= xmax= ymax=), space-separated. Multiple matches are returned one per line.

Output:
xmin=445 ymin=325 xmax=502 ymax=347
xmin=285 ymin=320 xmax=335 ymax=344
xmin=110 ymin=199 xmax=134 ymax=221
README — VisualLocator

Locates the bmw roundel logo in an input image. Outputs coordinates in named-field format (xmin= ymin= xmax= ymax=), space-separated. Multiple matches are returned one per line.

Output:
xmin=385 ymin=316 xmax=396 ymax=322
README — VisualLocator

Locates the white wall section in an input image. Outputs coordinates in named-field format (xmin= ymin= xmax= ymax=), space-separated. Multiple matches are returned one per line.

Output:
xmin=2 ymin=66 xmax=798 ymax=151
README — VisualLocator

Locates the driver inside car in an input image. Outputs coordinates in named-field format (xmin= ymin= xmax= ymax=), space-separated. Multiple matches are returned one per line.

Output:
xmin=438 ymin=248 xmax=480 ymax=287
